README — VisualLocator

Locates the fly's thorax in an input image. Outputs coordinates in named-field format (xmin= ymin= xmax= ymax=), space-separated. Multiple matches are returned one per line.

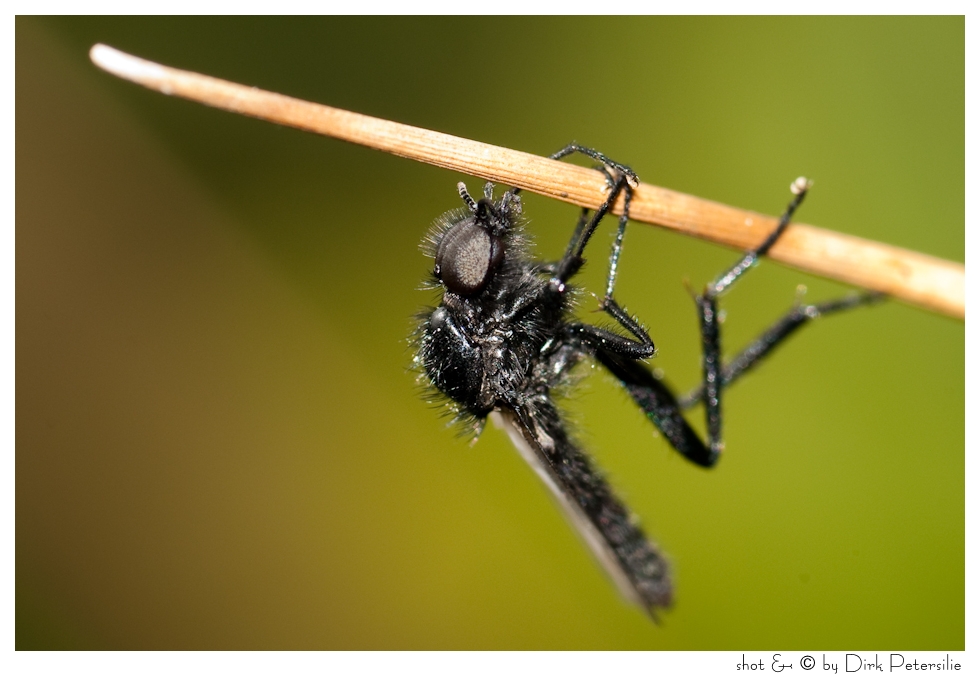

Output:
xmin=419 ymin=305 xmax=490 ymax=413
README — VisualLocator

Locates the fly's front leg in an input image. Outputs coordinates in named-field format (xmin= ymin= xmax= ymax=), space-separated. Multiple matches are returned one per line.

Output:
xmin=551 ymin=207 xmax=591 ymax=273
xmin=565 ymin=315 xmax=654 ymax=361
xmin=563 ymin=272 xmax=656 ymax=361
xmin=511 ymin=143 xmax=637 ymax=287
xmin=512 ymin=142 xmax=639 ymax=193
xmin=552 ymin=173 xmax=631 ymax=284
xmin=550 ymin=158 xmax=644 ymax=355
xmin=569 ymin=161 xmax=640 ymax=346
xmin=546 ymin=143 xmax=639 ymax=189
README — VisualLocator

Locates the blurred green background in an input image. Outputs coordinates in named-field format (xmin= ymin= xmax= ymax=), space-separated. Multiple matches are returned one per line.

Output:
xmin=16 ymin=16 xmax=963 ymax=650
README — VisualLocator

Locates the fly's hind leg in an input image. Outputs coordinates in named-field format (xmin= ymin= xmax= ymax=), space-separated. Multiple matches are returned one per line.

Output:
xmin=688 ymin=178 xmax=814 ymax=462
xmin=679 ymin=291 xmax=884 ymax=409
xmin=687 ymin=178 xmax=882 ymax=461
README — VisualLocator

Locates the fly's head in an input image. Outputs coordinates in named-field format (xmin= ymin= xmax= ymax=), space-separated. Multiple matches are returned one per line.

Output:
xmin=426 ymin=181 xmax=523 ymax=299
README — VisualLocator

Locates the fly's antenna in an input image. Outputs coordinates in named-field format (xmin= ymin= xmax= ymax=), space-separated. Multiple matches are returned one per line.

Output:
xmin=457 ymin=182 xmax=478 ymax=213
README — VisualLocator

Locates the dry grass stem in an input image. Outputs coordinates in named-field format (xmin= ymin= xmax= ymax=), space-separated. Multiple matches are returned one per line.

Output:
xmin=90 ymin=44 xmax=964 ymax=319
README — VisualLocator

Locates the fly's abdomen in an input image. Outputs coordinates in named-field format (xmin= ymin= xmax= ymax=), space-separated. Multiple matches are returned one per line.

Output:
xmin=499 ymin=402 xmax=673 ymax=615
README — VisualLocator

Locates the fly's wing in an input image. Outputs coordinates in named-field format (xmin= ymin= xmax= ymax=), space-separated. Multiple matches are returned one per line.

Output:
xmin=490 ymin=404 xmax=672 ymax=617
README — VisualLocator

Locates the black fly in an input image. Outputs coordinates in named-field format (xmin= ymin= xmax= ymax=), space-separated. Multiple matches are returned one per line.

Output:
xmin=413 ymin=144 xmax=879 ymax=618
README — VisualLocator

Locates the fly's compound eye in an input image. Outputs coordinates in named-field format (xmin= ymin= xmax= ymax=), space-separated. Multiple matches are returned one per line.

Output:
xmin=434 ymin=220 xmax=504 ymax=296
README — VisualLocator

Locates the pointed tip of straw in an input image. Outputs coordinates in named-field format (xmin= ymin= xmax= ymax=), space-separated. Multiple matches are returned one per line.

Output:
xmin=90 ymin=44 xmax=173 ymax=94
